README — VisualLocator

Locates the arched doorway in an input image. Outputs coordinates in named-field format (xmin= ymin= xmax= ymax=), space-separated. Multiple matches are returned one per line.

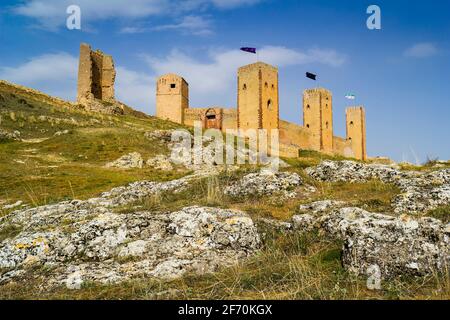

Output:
xmin=204 ymin=108 xmax=222 ymax=130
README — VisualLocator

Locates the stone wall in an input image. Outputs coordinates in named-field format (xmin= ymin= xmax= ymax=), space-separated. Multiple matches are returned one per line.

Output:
xmin=333 ymin=136 xmax=354 ymax=158
xmin=279 ymin=120 xmax=313 ymax=150
xmin=153 ymin=62 xmax=368 ymax=161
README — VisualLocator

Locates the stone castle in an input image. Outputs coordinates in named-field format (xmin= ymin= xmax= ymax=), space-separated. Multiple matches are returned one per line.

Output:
xmin=156 ymin=63 xmax=367 ymax=160
xmin=76 ymin=43 xmax=367 ymax=160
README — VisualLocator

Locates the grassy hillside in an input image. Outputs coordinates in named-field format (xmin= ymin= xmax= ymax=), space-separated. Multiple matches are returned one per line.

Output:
xmin=0 ymin=81 xmax=187 ymax=211
xmin=0 ymin=81 xmax=448 ymax=300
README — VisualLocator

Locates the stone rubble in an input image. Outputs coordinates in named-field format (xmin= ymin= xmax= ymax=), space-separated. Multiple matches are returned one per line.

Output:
xmin=306 ymin=160 xmax=450 ymax=213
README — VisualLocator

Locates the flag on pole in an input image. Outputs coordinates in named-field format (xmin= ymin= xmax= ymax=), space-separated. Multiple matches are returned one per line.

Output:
xmin=306 ymin=72 xmax=317 ymax=80
xmin=345 ymin=94 xmax=356 ymax=100
xmin=240 ymin=47 xmax=257 ymax=54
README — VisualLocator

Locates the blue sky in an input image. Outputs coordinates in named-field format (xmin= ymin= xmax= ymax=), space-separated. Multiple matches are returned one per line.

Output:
xmin=0 ymin=0 xmax=449 ymax=163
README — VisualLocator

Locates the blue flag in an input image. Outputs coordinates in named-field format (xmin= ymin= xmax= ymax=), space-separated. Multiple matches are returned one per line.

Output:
xmin=240 ymin=47 xmax=257 ymax=54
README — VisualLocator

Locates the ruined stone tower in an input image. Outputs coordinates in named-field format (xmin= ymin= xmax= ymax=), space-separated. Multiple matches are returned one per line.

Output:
xmin=237 ymin=62 xmax=279 ymax=131
xmin=303 ymin=88 xmax=333 ymax=153
xmin=77 ymin=43 xmax=116 ymax=104
xmin=156 ymin=74 xmax=189 ymax=124
xmin=346 ymin=106 xmax=367 ymax=160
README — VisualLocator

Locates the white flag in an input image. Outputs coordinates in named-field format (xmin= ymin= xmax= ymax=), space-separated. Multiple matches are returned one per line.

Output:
xmin=345 ymin=94 xmax=356 ymax=100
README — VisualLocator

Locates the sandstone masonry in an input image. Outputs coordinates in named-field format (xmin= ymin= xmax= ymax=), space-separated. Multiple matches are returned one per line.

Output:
xmin=155 ymin=62 xmax=367 ymax=160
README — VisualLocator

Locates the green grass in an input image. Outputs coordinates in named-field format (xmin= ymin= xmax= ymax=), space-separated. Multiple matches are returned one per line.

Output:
xmin=426 ymin=205 xmax=450 ymax=223
xmin=0 ymin=84 xmax=189 ymax=208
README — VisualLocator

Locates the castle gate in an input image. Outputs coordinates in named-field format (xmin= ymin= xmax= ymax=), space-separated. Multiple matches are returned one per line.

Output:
xmin=203 ymin=108 xmax=222 ymax=130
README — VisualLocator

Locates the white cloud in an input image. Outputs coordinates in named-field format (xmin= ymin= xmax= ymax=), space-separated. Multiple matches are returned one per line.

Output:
xmin=13 ymin=0 xmax=261 ymax=30
xmin=210 ymin=0 xmax=262 ymax=9
xmin=404 ymin=43 xmax=439 ymax=58
xmin=152 ymin=15 xmax=213 ymax=35
xmin=115 ymin=67 xmax=154 ymax=111
xmin=0 ymin=53 xmax=78 ymax=100
xmin=120 ymin=15 xmax=213 ymax=36
xmin=0 ymin=52 xmax=154 ymax=112
xmin=143 ymin=46 xmax=346 ymax=108
xmin=13 ymin=0 xmax=167 ymax=30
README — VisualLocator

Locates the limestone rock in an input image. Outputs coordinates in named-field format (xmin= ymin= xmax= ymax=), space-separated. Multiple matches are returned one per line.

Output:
xmin=298 ymin=200 xmax=346 ymax=214
xmin=105 ymin=152 xmax=144 ymax=169
xmin=0 ymin=129 xmax=21 ymax=142
xmin=147 ymin=155 xmax=173 ymax=171
xmin=292 ymin=214 xmax=316 ymax=232
xmin=224 ymin=171 xmax=303 ymax=198
xmin=306 ymin=160 xmax=450 ymax=214
xmin=54 ymin=130 xmax=70 ymax=136
xmin=322 ymin=207 xmax=449 ymax=280
xmin=0 ymin=204 xmax=260 ymax=288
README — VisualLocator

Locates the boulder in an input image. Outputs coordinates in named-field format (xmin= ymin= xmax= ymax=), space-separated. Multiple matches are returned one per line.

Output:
xmin=292 ymin=207 xmax=450 ymax=280
xmin=307 ymin=160 xmax=450 ymax=214
xmin=224 ymin=171 xmax=303 ymax=198
xmin=0 ymin=206 xmax=260 ymax=289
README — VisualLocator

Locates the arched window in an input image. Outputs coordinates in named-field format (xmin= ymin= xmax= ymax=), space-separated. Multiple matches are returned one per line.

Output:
xmin=326 ymin=121 xmax=329 ymax=129
xmin=350 ymin=121 xmax=354 ymax=126
xmin=306 ymin=104 xmax=310 ymax=109
xmin=267 ymin=99 xmax=272 ymax=109
xmin=243 ymin=84 xmax=247 ymax=90
xmin=306 ymin=124 xmax=310 ymax=128
xmin=264 ymin=82 xmax=268 ymax=88
xmin=271 ymin=84 xmax=275 ymax=89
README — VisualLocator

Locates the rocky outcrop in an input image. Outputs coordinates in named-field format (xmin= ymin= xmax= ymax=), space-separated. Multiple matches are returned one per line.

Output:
xmin=292 ymin=207 xmax=450 ymax=281
xmin=306 ymin=160 xmax=450 ymax=214
xmin=0 ymin=171 xmax=260 ymax=290
xmin=224 ymin=170 xmax=303 ymax=198
xmin=0 ymin=129 xmax=21 ymax=142
xmin=146 ymin=155 xmax=173 ymax=171
xmin=105 ymin=152 xmax=144 ymax=169
xmin=298 ymin=200 xmax=346 ymax=214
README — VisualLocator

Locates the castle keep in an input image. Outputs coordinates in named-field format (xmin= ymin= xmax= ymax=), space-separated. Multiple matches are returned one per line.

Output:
xmin=156 ymin=62 xmax=367 ymax=160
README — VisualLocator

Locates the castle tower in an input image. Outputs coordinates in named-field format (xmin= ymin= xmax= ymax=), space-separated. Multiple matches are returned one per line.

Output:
xmin=346 ymin=106 xmax=367 ymax=160
xmin=237 ymin=62 xmax=279 ymax=131
xmin=77 ymin=43 xmax=116 ymax=104
xmin=156 ymin=74 xmax=189 ymax=124
xmin=303 ymin=88 xmax=333 ymax=153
